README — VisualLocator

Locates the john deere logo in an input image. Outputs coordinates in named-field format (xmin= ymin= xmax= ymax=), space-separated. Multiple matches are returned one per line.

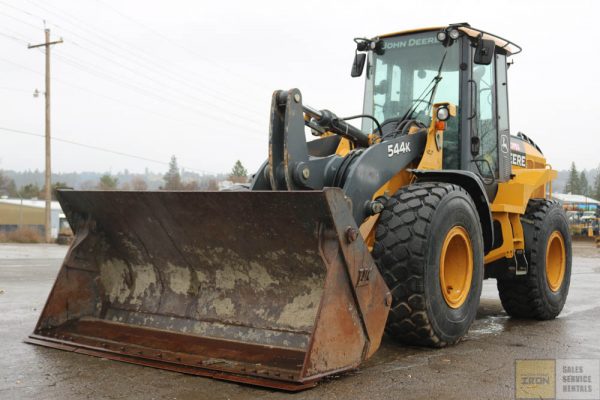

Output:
xmin=501 ymin=135 xmax=509 ymax=154
xmin=384 ymin=37 xmax=437 ymax=50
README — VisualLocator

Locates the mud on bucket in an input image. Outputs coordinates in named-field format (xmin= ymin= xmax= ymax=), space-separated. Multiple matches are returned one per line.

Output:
xmin=27 ymin=188 xmax=390 ymax=390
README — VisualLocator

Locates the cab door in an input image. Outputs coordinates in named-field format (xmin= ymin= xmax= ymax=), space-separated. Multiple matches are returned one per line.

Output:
xmin=467 ymin=46 xmax=512 ymax=200
xmin=495 ymin=53 xmax=511 ymax=183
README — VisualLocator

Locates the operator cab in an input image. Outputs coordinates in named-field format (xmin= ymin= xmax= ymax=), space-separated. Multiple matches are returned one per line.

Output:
xmin=353 ymin=23 xmax=521 ymax=199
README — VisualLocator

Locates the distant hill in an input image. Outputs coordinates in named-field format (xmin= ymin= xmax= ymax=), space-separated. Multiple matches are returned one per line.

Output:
xmin=2 ymin=167 xmax=597 ymax=195
xmin=2 ymin=169 xmax=227 ymax=190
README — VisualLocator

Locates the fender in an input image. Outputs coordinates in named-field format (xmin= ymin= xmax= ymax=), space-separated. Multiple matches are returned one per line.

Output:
xmin=342 ymin=131 xmax=427 ymax=223
xmin=412 ymin=169 xmax=494 ymax=252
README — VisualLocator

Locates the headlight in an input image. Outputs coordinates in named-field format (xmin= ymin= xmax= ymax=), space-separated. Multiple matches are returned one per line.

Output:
xmin=437 ymin=106 xmax=450 ymax=121
xmin=448 ymin=29 xmax=460 ymax=40
xmin=436 ymin=31 xmax=447 ymax=42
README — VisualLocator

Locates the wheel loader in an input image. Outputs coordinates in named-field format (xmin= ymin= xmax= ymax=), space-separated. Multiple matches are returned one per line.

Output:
xmin=27 ymin=23 xmax=572 ymax=391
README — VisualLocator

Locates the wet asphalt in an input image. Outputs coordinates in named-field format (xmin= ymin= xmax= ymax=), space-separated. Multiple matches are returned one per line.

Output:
xmin=0 ymin=242 xmax=599 ymax=400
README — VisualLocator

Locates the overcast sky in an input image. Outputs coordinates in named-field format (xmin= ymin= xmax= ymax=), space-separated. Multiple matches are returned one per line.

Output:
xmin=0 ymin=0 xmax=597 ymax=176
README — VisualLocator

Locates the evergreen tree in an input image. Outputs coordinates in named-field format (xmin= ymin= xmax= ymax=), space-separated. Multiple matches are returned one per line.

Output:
xmin=593 ymin=164 xmax=600 ymax=200
xmin=98 ymin=174 xmax=118 ymax=190
xmin=163 ymin=155 xmax=182 ymax=190
xmin=19 ymin=183 xmax=41 ymax=198
xmin=230 ymin=160 xmax=248 ymax=183
xmin=41 ymin=181 xmax=69 ymax=200
xmin=579 ymin=171 xmax=589 ymax=196
xmin=564 ymin=162 xmax=580 ymax=194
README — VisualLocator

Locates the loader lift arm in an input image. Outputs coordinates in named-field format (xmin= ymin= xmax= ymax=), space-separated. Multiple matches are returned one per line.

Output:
xmin=253 ymin=88 xmax=427 ymax=224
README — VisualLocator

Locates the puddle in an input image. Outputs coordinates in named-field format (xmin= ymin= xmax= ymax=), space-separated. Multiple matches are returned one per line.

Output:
xmin=465 ymin=314 xmax=509 ymax=340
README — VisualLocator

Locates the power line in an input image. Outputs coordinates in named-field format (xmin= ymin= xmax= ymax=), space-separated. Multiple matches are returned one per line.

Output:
xmin=48 ymin=50 xmax=267 ymax=134
xmin=0 ymin=55 xmax=268 ymax=138
xmin=0 ymin=5 xmax=268 ymax=128
xmin=0 ymin=50 xmax=268 ymax=140
xmin=55 ymin=26 xmax=264 ymax=118
xmin=0 ymin=30 xmax=29 ymax=44
xmin=0 ymin=126 xmax=219 ymax=174
xmin=0 ymin=53 xmax=42 ymax=73
xmin=13 ymin=0 xmax=267 ymax=116
xmin=0 ymin=9 xmax=41 ymax=31
xmin=96 ymin=0 xmax=269 ymax=90
xmin=52 ymin=44 xmax=267 ymax=129
xmin=0 ymin=86 xmax=33 ymax=93
xmin=0 ymin=0 xmax=40 ymax=20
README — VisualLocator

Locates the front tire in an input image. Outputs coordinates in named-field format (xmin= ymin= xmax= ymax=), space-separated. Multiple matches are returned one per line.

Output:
xmin=373 ymin=183 xmax=484 ymax=347
xmin=497 ymin=199 xmax=572 ymax=319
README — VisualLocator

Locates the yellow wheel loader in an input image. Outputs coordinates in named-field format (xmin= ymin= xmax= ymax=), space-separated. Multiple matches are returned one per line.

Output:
xmin=27 ymin=23 xmax=571 ymax=390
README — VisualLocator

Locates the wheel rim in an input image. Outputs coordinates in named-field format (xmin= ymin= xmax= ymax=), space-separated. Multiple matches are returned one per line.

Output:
xmin=439 ymin=226 xmax=473 ymax=308
xmin=546 ymin=231 xmax=566 ymax=292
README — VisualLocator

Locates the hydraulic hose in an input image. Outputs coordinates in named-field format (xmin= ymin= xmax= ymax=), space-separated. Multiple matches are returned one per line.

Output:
xmin=303 ymin=106 xmax=370 ymax=147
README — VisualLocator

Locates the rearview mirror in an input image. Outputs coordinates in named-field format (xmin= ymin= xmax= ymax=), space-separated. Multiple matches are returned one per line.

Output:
xmin=351 ymin=53 xmax=366 ymax=77
xmin=474 ymin=38 xmax=495 ymax=65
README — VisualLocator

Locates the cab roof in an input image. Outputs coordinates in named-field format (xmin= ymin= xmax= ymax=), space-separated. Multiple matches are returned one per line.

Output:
xmin=379 ymin=24 xmax=522 ymax=56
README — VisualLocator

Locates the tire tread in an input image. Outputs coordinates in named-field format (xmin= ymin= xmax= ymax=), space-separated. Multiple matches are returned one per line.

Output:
xmin=373 ymin=182 xmax=466 ymax=347
xmin=497 ymin=199 xmax=566 ymax=319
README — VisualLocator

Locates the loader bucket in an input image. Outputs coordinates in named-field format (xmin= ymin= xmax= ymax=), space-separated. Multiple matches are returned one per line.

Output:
xmin=27 ymin=188 xmax=390 ymax=390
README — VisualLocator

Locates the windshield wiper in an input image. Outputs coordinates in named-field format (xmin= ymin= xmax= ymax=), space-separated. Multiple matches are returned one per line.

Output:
xmin=427 ymin=51 xmax=447 ymax=111
xmin=400 ymin=50 xmax=448 ymax=122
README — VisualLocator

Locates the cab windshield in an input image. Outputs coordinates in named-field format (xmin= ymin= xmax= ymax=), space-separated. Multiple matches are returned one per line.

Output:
xmin=366 ymin=31 xmax=461 ymax=128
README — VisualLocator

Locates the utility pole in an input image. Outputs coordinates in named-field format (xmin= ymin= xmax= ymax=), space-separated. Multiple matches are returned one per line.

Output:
xmin=28 ymin=29 xmax=62 ymax=243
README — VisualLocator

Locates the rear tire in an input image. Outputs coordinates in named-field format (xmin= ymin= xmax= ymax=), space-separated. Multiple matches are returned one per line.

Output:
xmin=373 ymin=182 xmax=484 ymax=347
xmin=497 ymin=199 xmax=571 ymax=319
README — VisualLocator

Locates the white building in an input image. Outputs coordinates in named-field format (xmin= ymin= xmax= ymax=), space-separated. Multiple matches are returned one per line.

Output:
xmin=552 ymin=193 xmax=600 ymax=212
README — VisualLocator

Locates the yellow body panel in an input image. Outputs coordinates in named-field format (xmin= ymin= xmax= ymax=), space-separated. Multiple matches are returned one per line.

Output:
xmin=416 ymin=103 xmax=456 ymax=171
xmin=339 ymin=97 xmax=555 ymax=268
xmin=484 ymin=212 xmax=525 ymax=264
xmin=360 ymin=169 xmax=413 ymax=250
xmin=335 ymin=137 xmax=353 ymax=157
xmin=521 ymin=142 xmax=546 ymax=169
xmin=491 ymin=168 xmax=556 ymax=214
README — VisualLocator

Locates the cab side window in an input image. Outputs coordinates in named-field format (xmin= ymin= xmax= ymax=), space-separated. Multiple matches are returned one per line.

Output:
xmin=473 ymin=59 xmax=498 ymax=179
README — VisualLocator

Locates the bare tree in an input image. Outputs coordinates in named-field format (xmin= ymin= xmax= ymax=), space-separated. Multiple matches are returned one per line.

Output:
xmin=80 ymin=180 xmax=96 ymax=190
xmin=207 ymin=179 xmax=219 ymax=191
xmin=0 ymin=171 xmax=17 ymax=197
xmin=131 ymin=176 xmax=148 ymax=191
xmin=183 ymin=180 xmax=199 ymax=191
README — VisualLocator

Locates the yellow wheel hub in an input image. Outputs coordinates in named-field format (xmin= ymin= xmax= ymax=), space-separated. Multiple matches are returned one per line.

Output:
xmin=546 ymin=231 xmax=566 ymax=292
xmin=439 ymin=226 xmax=473 ymax=308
